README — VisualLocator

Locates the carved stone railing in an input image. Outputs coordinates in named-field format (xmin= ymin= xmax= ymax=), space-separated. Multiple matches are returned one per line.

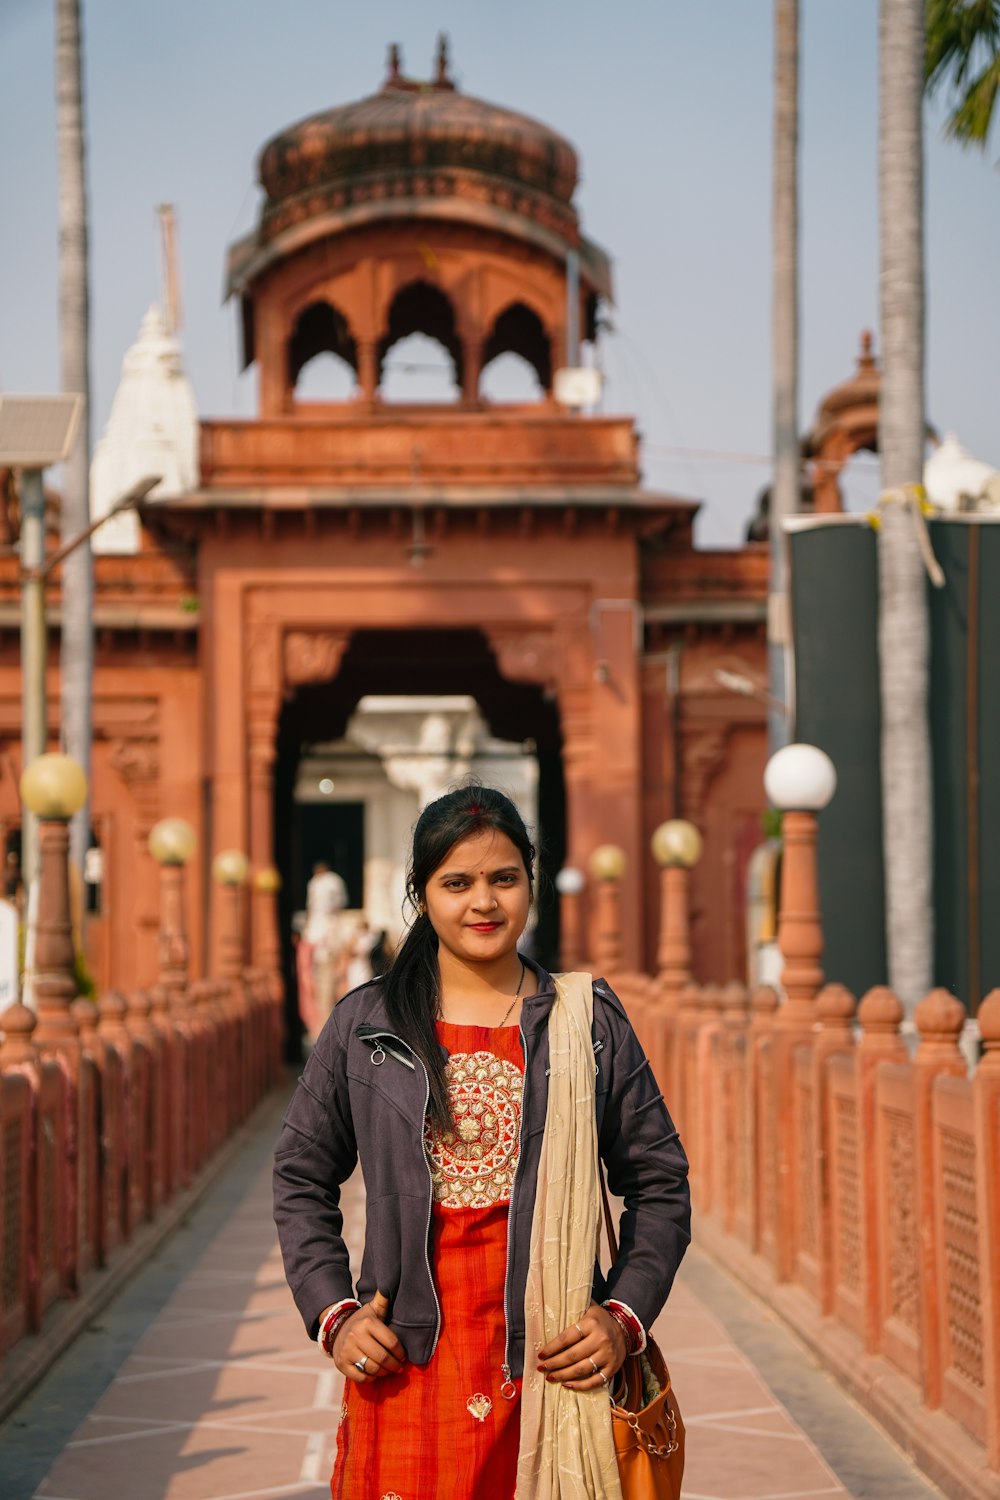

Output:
xmin=0 ymin=969 xmax=282 ymax=1411
xmin=621 ymin=976 xmax=1000 ymax=1500
xmin=583 ymin=810 xmax=1000 ymax=1499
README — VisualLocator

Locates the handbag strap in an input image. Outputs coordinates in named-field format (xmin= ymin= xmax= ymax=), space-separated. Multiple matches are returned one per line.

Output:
xmin=600 ymin=1164 xmax=619 ymax=1266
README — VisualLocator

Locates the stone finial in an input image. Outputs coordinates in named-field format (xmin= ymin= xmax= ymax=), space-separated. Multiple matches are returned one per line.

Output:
xmin=679 ymin=980 xmax=701 ymax=1018
xmin=71 ymin=998 xmax=99 ymax=1035
xmin=700 ymin=983 xmax=724 ymax=1018
xmin=98 ymin=990 xmax=129 ymax=1037
xmin=914 ymin=988 xmax=966 ymax=1060
xmin=387 ymin=43 xmax=402 ymax=82
xmin=857 ymin=985 xmax=904 ymax=1038
xmin=435 ymin=33 xmax=452 ymax=85
xmin=751 ymin=984 xmax=779 ymax=1020
xmin=0 ymin=1001 xmax=39 ymax=1068
xmin=721 ymin=982 xmax=749 ymax=1025
xmin=125 ymin=988 xmax=154 ymax=1039
xmin=859 ymin=329 xmax=875 ymax=369
xmin=978 ymin=989 xmax=1000 ymax=1071
xmin=817 ymin=983 xmax=856 ymax=1032
xmin=149 ymin=984 xmax=172 ymax=1020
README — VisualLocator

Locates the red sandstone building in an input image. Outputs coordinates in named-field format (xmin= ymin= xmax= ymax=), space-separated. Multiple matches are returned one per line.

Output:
xmin=0 ymin=47 xmax=776 ymax=1006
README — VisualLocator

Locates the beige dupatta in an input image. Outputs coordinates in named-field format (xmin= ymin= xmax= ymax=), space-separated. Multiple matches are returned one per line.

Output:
xmin=515 ymin=972 xmax=622 ymax=1500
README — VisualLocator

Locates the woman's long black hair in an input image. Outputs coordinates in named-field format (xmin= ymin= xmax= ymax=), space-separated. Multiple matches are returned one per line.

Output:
xmin=384 ymin=784 xmax=535 ymax=1129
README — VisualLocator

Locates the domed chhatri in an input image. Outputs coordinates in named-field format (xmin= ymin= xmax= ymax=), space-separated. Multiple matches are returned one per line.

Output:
xmin=256 ymin=38 xmax=581 ymax=252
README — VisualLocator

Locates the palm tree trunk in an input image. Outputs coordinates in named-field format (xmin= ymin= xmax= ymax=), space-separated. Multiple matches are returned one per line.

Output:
xmin=878 ymin=0 xmax=933 ymax=1011
xmin=56 ymin=0 xmax=93 ymax=875
xmin=769 ymin=0 xmax=799 ymax=750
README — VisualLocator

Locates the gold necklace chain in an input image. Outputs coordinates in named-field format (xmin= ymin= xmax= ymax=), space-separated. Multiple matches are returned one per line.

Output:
xmin=495 ymin=959 xmax=526 ymax=1029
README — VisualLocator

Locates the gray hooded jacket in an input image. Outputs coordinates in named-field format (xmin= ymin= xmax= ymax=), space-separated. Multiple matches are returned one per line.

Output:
xmin=272 ymin=964 xmax=690 ymax=1381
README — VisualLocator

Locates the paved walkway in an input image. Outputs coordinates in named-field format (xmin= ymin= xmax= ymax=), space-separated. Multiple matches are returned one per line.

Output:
xmin=2 ymin=1090 xmax=940 ymax=1500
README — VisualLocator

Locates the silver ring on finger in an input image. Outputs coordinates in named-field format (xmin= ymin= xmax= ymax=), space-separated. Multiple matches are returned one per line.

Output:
xmin=588 ymin=1357 xmax=600 ymax=1375
xmin=599 ymin=1370 xmax=609 ymax=1386
xmin=354 ymin=1356 xmax=369 ymax=1373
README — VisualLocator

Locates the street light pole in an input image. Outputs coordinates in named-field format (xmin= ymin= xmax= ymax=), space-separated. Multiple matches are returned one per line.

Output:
xmin=20 ymin=471 xmax=48 ymax=887
xmin=17 ymin=472 xmax=159 ymax=889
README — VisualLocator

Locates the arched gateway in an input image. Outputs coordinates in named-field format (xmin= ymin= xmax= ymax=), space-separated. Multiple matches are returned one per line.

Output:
xmin=0 ymin=43 xmax=767 ymax=1010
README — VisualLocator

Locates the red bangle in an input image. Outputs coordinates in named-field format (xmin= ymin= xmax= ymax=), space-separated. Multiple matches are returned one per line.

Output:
xmin=319 ymin=1300 xmax=360 ymax=1358
xmin=603 ymin=1300 xmax=645 ymax=1355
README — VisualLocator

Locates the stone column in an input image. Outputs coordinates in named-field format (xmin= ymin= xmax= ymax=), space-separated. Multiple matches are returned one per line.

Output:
xmin=462 ymin=336 xmax=483 ymax=406
xmin=247 ymin=719 xmax=280 ymax=969
xmin=32 ymin=818 xmax=81 ymax=1069
xmin=357 ymin=339 xmax=379 ymax=406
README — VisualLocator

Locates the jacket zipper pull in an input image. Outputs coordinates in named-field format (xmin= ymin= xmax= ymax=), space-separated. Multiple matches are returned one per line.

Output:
xmin=500 ymin=1363 xmax=517 ymax=1400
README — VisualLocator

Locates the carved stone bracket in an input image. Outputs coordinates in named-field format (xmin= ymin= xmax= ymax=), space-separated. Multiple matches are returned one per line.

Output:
xmin=109 ymin=736 xmax=160 ymax=840
xmin=485 ymin=628 xmax=559 ymax=693
xmin=283 ymin=629 xmax=350 ymax=689
xmin=680 ymin=727 xmax=730 ymax=826
xmin=247 ymin=692 xmax=282 ymax=783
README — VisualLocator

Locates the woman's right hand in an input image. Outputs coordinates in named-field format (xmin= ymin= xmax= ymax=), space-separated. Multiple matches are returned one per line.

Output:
xmin=333 ymin=1291 xmax=407 ymax=1383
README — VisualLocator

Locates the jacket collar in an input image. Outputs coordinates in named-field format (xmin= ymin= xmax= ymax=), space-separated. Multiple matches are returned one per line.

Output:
xmin=348 ymin=955 xmax=559 ymax=1038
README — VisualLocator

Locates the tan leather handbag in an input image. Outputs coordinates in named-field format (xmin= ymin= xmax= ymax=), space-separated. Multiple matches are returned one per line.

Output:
xmin=601 ymin=1176 xmax=685 ymax=1500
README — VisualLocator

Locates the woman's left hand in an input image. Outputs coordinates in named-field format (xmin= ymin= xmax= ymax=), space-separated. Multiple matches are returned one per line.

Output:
xmin=537 ymin=1301 xmax=627 ymax=1391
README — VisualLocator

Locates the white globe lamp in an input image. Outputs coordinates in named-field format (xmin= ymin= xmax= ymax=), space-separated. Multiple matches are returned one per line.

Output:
xmin=764 ymin=744 xmax=837 ymax=812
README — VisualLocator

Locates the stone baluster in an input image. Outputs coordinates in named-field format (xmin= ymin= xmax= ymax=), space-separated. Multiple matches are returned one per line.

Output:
xmin=555 ymin=867 xmax=586 ymax=973
xmin=856 ymin=986 xmax=906 ymax=1353
xmin=719 ymin=983 xmax=750 ymax=1233
xmin=588 ymin=845 xmax=625 ymax=977
xmin=973 ymin=990 xmax=1000 ymax=1466
xmin=912 ymin=989 xmax=967 ymax=1406
xmin=0 ymin=1000 xmax=40 ymax=1072
xmin=749 ymin=983 xmax=779 ymax=1255
xmin=812 ymin=984 xmax=857 ymax=1312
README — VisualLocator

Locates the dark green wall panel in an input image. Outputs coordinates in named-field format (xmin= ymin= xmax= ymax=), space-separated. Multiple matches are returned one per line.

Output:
xmin=789 ymin=525 xmax=887 ymax=997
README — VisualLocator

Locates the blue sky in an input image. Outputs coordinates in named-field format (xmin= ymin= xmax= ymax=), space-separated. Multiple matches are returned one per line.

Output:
xmin=0 ymin=0 xmax=997 ymax=546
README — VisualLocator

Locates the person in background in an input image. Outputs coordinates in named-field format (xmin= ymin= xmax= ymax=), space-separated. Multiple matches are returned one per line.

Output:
xmin=299 ymin=862 xmax=349 ymax=1032
xmin=345 ymin=918 xmax=376 ymax=991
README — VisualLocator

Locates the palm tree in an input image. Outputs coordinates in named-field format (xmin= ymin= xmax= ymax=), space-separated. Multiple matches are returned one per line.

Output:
xmin=925 ymin=0 xmax=1000 ymax=146
xmin=769 ymin=0 xmax=799 ymax=752
xmin=56 ymin=0 xmax=93 ymax=875
xmin=878 ymin=0 xmax=934 ymax=1011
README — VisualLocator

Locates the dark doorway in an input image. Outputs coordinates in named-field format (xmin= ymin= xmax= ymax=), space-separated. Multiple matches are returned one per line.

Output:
xmin=273 ymin=628 xmax=565 ymax=1058
xmin=291 ymin=801 xmax=364 ymax=913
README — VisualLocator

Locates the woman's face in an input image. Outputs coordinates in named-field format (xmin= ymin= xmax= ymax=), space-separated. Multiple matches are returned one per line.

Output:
xmin=423 ymin=828 xmax=531 ymax=968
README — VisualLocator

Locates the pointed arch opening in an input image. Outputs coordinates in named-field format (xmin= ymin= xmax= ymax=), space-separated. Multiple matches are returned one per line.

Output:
xmin=289 ymin=301 xmax=358 ymax=401
xmin=481 ymin=302 xmax=551 ymax=401
xmin=378 ymin=281 xmax=463 ymax=403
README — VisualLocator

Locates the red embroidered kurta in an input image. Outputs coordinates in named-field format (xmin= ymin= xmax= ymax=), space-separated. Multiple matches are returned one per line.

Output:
xmin=331 ymin=1021 xmax=524 ymax=1500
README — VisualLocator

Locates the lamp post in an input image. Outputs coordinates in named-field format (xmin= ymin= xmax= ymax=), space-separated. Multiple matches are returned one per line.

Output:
xmin=555 ymin=866 xmax=586 ymax=971
xmin=763 ymin=743 xmax=837 ymax=1025
xmin=589 ymin=844 xmax=626 ymax=974
xmin=212 ymin=849 xmax=250 ymax=982
xmin=0 ymin=394 xmax=82 ymax=887
xmin=650 ymin=819 xmax=702 ymax=1007
xmin=148 ymin=818 xmax=197 ymax=998
xmin=252 ymin=865 xmax=282 ymax=977
xmin=20 ymin=753 xmax=88 ymax=1061
xmin=763 ymin=742 xmax=836 ymax=1282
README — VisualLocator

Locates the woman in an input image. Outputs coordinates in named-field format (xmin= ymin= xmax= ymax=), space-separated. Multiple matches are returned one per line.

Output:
xmin=273 ymin=786 xmax=690 ymax=1499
